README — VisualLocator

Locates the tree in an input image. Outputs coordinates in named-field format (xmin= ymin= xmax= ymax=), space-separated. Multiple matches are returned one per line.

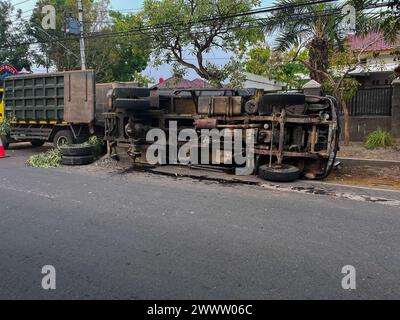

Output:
xmin=300 ymin=34 xmax=384 ymax=145
xmin=29 ymin=0 xmax=150 ymax=82
xmin=380 ymin=0 xmax=400 ymax=76
xmin=262 ymin=0 xmax=342 ymax=83
xmin=0 ymin=1 xmax=35 ymax=70
xmin=245 ymin=45 xmax=309 ymax=89
xmin=135 ymin=0 xmax=264 ymax=87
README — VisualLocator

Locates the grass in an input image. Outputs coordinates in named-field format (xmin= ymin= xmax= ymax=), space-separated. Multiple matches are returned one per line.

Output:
xmin=365 ymin=129 xmax=394 ymax=150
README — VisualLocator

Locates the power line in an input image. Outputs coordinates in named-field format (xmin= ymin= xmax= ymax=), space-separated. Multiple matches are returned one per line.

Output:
xmin=0 ymin=0 xmax=385 ymax=50
xmin=11 ymin=0 xmax=34 ymax=6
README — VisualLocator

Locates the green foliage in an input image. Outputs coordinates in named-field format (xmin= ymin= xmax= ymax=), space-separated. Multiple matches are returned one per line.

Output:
xmin=261 ymin=0 xmax=341 ymax=83
xmin=0 ymin=116 xmax=12 ymax=136
xmin=29 ymin=0 xmax=150 ymax=82
xmin=171 ymin=63 xmax=187 ymax=80
xmin=0 ymin=1 xmax=35 ymax=70
xmin=83 ymin=135 xmax=104 ymax=157
xmin=26 ymin=148 xmax=62 ymax=168
xmin=245 ymin=45 xmax=309 ymax=89
xmin=323 ymin=77 xmax=360 ymax=101
xmin=132 ymin=71 xmax=155 ymax=87
xmin=206 ymin=59 xmax=246 ymax=88
xmin=365 ymin=129 xmax=394 ymax=150
xmin=138 ymin=0 xmax=264 ymax=86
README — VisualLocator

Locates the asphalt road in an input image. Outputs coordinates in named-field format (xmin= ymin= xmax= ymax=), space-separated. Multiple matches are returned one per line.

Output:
xmin=1 ymin=144 xmax=400 ymax=299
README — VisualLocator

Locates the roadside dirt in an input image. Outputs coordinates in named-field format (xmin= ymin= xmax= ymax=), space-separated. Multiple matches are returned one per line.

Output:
xmin=338 ymin=141 xmax=400 ymax=161
xmin=328 ymin=165 xmax=400 ymax=190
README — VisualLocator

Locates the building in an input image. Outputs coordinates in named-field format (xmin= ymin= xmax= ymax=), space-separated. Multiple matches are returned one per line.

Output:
xmin=348 ymin=32 xmax=400 ymax=88
xmin=243 ymin=72 xmax=283 ymax=91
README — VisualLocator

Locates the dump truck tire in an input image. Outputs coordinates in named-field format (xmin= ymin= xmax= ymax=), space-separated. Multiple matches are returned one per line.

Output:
xmin=61 ymin=155 xmax=95 ymax=166
xmin=53 ymin=130 xmax=75 ymax=148
xmin=60 ymin=144 xmax=95 ymax=157
xmin=30 ymin=140 xmax=45 ymax=147
xmin=258 ymin=164 xmax=301 ymax=182
xmin=259 ymin=94 xmax=306 ymax=115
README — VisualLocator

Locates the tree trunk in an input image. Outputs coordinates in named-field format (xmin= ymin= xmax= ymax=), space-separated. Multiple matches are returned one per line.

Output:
xmin=308 ymin=37 xmax=330 ymax=83
xmin=338 ymin=95 xmax=351 ymax=146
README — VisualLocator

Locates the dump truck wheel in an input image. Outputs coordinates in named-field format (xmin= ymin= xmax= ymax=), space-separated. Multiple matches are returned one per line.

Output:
xmin=53 ymin=130 xmax=74 ymax=148
xmin=259 ymin=94 xmax=306 ymax=115
xmin=30 ymin=140 xmax=45 ymax=147
xmin=60 ymin=144 xmax=95 ymax=157
xmin=61 ymin=155 xmax=95 ymax=166
xmin=258 ymin=164 xmax=301 ymax=182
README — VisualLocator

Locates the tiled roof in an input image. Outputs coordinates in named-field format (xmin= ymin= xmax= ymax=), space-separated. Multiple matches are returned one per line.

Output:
xmin=348 ymin=32 xmax=400 ymax=52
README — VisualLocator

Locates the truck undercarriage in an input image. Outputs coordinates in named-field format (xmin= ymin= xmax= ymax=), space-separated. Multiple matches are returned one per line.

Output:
xmin=104 ymin=88 xmax=340 ymax=182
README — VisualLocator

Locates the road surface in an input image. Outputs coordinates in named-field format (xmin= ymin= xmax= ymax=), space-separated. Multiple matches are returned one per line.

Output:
xmin=1 ymin=144 xmax=400 ymax=299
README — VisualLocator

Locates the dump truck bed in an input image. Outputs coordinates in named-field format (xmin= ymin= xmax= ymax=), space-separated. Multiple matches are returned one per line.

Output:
xmin=3 ymin=70 xmax=95 ymax=124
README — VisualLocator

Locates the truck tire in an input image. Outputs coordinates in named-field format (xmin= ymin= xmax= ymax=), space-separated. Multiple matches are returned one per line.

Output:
xmin=259 ymin=94 xmax=306 ymax=115
xmin=30 ymin=140 xmax=45 ymax=147
xmin=61 ymin=155 xmax=95 ymax=166
xmin=60 ymin=144 xmax=95 ymax=157
xmin=258 ymin=164 xmax=301 ymax=182
xmin=53 ymin=130 xmax=75 ymax=148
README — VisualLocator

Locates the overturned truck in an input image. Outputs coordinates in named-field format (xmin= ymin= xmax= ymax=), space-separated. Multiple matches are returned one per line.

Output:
xmin=104 ymin=87 xmax=340 ymax=182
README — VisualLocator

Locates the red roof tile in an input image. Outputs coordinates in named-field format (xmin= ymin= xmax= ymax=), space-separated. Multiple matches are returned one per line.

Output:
xmin=348 ymin=32 xmax=400 ymax=52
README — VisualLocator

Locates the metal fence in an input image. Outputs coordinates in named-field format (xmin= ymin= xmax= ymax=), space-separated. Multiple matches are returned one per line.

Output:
xmin=347 ymin=86 xmax=392 ymax=116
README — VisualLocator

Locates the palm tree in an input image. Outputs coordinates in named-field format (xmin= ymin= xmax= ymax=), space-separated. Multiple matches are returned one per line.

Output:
xmin=261 ymin=0 xmax=341 ymax=83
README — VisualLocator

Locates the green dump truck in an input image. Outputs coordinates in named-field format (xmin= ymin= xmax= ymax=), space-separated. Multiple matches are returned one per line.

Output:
xmin=0 ymin=70 xmax=105 ymax=148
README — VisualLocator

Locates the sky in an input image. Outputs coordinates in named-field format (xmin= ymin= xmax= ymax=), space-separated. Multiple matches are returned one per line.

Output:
xmin=11 ymin=0 xmax=275 ymax=79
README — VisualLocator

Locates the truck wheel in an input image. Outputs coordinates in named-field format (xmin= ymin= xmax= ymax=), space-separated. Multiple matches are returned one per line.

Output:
xmin=258 ymin=164 xmax=301 ymax=182
xmin=53 ymin=130 xmax=74 ymax=148
xmin=60 ymin=144 xmax=95 ymax=157
xmin=30 ymin=140 xmax=45 ymax=147
xmin=61 ymin=155 xmax=95 ymax=166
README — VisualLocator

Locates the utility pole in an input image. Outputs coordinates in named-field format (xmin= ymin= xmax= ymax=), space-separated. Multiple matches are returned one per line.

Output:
xmin=77 ymin=0 xmax=86 ymax=70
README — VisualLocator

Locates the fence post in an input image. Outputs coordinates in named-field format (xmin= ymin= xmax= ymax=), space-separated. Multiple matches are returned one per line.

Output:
xmin=392 ymin=79 xmax=400 ymax=138
xmin=302 ymin=80 xmax=322 ymax=96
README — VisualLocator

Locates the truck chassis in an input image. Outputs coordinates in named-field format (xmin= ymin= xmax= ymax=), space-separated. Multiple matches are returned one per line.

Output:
xmin=104 ymin=88 xmax=340 ymax=181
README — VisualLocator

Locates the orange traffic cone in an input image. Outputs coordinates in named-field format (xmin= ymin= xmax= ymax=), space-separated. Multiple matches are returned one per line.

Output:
xmin=0 ymin=137 xmax=8 ymax=158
